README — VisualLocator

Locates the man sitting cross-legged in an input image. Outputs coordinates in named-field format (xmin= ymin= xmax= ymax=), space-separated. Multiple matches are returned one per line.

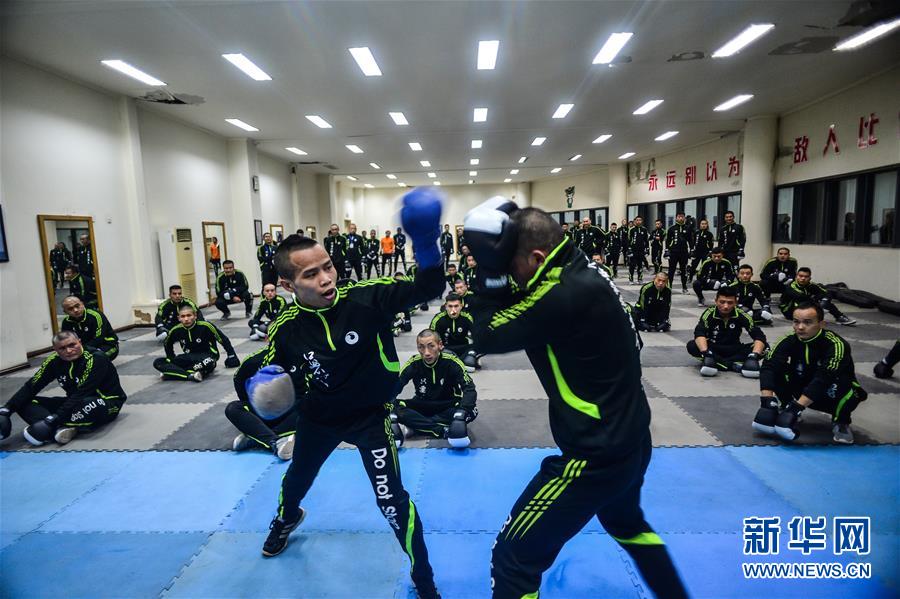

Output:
xmin=687 ymin=286 xmax=767 ymax=378
xmin=153 ymin=305 xmax=240 ymax=382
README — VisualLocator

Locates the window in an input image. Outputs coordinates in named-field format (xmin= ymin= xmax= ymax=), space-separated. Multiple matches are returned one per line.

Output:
xmin=627 ymin=205 xmax=639 ymax=222
xmin=627 ymin=194 xmax=742 ymax=236
xmin=548 ymin=207 xmax=609 ymax=230
xmin=664 ymin=202 xmax=677 ymax=228
xmin=826 ymin=178 xmax=858 ymax=243
xmin=870 ymin=171 xmax=897 ymax=245
xmin=774 ymin=187 xmax=795 ymax=243
xmin=702 ymin=196 xmax=719 ymax=237
xmin=726 ymin=194 xmax=741 ymax=219
xmin=683 ymin=199 xmax=697 ymax=220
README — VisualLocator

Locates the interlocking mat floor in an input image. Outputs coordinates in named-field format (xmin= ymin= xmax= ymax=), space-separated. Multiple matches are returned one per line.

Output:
xmin=2 ymin=282 xmax=898 ymax=598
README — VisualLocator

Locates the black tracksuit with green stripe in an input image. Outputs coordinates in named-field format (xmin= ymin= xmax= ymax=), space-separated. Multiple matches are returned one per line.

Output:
xmin=237 ymin=266 xmax=444 ymax=589
xmin=154 ymin=320 xmax=236 ymax=379
xmin=4 ymin=350 xmax=126 ymax=430
xmin=468 ymin=238 xmax=686 ymax=599
xmin=61 ymin=308 xmax=119 ymax=360
xmin=393 ymin=352 xmax=477 ymax=436
xmin=761 ymin=330 xmax=866 ymax=423
xmin=688 ymin=306 xmax=766 ymax=368
xmin=430 ymin=310 xmax=474 ymax=355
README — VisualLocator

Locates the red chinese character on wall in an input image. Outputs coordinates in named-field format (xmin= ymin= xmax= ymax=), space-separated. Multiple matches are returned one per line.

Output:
xmin=823 ymin=125 xmax=840 ymax=155
xmin=706 ymin=161 xmax=717 ymax=181
xmin=665 ymin=170 xmax=676 ymax=188
xmin=858 ymin=113 xmax=879 ymax=149
xmin=685 ymin=165 xmax=697 ymax=185
xmin=793 ymin=136 xmax=809 ymax=163
xmin=728 ymin=156 xmax=740 ymax=178
xmin=648 ymin=173 xmax=658 ymax=191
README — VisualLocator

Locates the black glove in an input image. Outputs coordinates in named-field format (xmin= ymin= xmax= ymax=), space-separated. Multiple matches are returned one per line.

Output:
xmin=774 ymin=400 xmax=804 ymax=441
xmin=741 ymin=352 xmax=761 ymax=379
xmin=752 ymin=396 xmax=781 ymax=435
xmin=463 ymin=197 xmax=519 ymax=293
xmin=0 ymin=407 xmax=11 ymax=441
xmin=700 ymin=350 xmax=718 ymax=377
xmin=224 ymin=355 xmax=240 ymax=368
xmin=24 ymin=414 xmax=59 ymax=446
xmin=663 ymin=250 xmax=670 ymax=258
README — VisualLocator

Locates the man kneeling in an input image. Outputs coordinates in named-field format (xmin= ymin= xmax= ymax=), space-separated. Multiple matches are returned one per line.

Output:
xmin=753 ymin=302 xmax=866 ymax=444
xmin=153 ymin=305 xmax=239 ymax=382
xmin=391 ymin=329 xmax=477 ymax=448
xmin=0 ymin=331 xmax=127 ymax=446
xmin=687 ymin=286 xmax=767 ymax=378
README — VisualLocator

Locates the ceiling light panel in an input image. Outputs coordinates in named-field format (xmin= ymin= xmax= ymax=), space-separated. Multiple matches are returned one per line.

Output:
xmin=369 ymin=162 xmax=381 ymax=169
xmin=409 ymin=142 xmax=423 ymax=151
xmin=473 ymin=107 xmax=488 ymax=122
xmin=346 ymin=144 xmax=364 ymax=153
xmin=364 ymin=183 xmax=374 ymax=188
xmin=420 ymin=160 xmax=431 ymax=167
xmin=222 ymin=53 xmax=271 ymax=80
xmin=592 ymin=32 xmax=633 ymax=64
xmin=386 ymin=174 xmax=397 ymax=179
xmin=509 ymin=169 xmax=519 ymax=174
xmin=285 ymin=147 xmax=307 ymax=155
xmin=347 ymin=176 xmax=358 ymax=181
xmin=469 ymin=171 xmax=478 ymax=176
xmin=471 ymin=139 xmax=483 ymax=149
xmin=834 ymin=17 xmax=900 ymax=50
xmin=477 ymin=40 xmax=500 ymax=70
xmin=389 ymin=112 xmax=409 ymax=125
xmin=592 ymin=134 xmax=612 ymax=144
xmin=518 ymin=156 xmax=528 ymax=164
xmin=427 ymin=172 xmax=436 ymax=178
xmin=550 ymin=167 xmax=562 ymax=174
xmin=552 ymin=104 xmax=574 ymax=119
xmin=470 ymin=158 xmax=480 ymax=165
xmin=225 ymin=118 xmax=258 ymax=132
xmin=468 ymin=180 xmax=474 ymax=185
xmin=433 ymin=181 xmax=442 ymax=186
xmin=348 ymin=47 xmax=382 ymax=76
xmin=633 ymin=100 xmax=663 ymax=115
xmin=398 ymin=182 xmax=406 ymax=187
xmin=305 ymin=115 xmax=332 ymax=128
xmin=569 ymin=154 xmax=582 ymax=161
xmin=713 ymin=94 xmax=754 ymax=111
xmin=654 ymin=131 xmax=679 ymax=141
xmin=712 ymin=24 xmax=775 ymax=58
xmin=531 ymin=137 xmax=547 ymax=146
xmin=100 ymin=60 xmax=165 ymax=86
xmin=618 ymin=152 xmax=635 ymax=159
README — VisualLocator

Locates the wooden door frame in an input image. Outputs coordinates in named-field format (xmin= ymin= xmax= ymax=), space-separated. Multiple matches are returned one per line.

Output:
xmin=201 ymin=221 xmax=228 ymax=303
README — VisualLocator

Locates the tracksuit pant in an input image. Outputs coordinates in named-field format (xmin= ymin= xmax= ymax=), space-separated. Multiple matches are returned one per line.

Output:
xmin=215 ymin=292 xmax=253 ymax=317
xmin=381 ymin=254 xmax=394 ymax=276
xmin=606 ymin=251 xmax=620 ymax=276
xmin=345 ymin=259 xmax=363 ymax=281
xmin=18 ymin=395 xmax=124 ymax=431
xmin=761 ymin=370 xmax=865 ymax=425
xmin=651 ymin=245 xmax=664 ymax=273
xmin=365 ymin=258 xmax=381 ymax=279
xmin=668 ymin=251 xmax=690 ymax=291
xmin=225 ymin=400 xmax=296 ymax=450
xmin=686 ymin=340 xmax=753 ymax=371
xmin=395 ymin=399 xmax=477 ymax=438
xmin=153 ymin=352 xmax=217 ymax=380
xmin=394 ymin=249 xmax=407 ymax=272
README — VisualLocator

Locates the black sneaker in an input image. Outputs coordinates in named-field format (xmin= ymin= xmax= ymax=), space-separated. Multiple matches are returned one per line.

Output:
xmin=389 ymin=412 xmax=404 ymax=448
xmin=262 ymin=508 xmax=306 ymax=557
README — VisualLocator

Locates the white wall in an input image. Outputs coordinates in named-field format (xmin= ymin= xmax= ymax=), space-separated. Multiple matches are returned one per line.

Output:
xmin=532 ymin=168 xmax=608 ymax=212
xmin=258 ymin=153 xmax=294 ymax=235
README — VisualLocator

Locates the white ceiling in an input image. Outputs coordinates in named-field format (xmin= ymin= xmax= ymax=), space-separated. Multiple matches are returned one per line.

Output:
xmin=2 ymin=1 xmax=899 ymax=189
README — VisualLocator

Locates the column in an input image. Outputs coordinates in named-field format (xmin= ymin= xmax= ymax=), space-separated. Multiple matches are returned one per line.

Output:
xmin=741 ymin=116 xmax=777 ymax=270
xmin=227 ymin=139 xmax=263 ymax=291
xmin=608 ymin=163 xmax=627 ymax=225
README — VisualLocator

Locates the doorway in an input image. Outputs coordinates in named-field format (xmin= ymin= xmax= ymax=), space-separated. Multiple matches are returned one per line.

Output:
xmin=202 ymin=221 xmax=227 ymax=303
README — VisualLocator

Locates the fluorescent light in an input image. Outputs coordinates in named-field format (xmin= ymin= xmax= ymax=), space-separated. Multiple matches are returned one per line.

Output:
xmin=592 ymin=32 xmax=633 ymax=64
xmin=348 ymin=47 xmax=382 ymax=76
xmin=477 ymin=40 xmax=500 ymax=70
xmin=469 ymin=171 xmax=478 ymax=176
xmin=712 ymin=24 xmax=775 ymax=58
xmin=389 ymin=112 xmax=409 ymax=125
xmin=364 ymin=183 xmax=374 ymax=189
xmin=518 ymin=156 xmax=528 ymax=164
xmin=398 ymin=182 xmax=406 ymax=187
xmin=509 ymin=169 xmax=519 ymax=174
xmin=834 ymin=18 xmax=900 ymax=51
xmin=471 ymin=139 xmax=483 ymax=149
xmin=409 ymin=142 xmax=423 ymax=151
xmin=347 ymin=176 xmax=358 ymax=181
xmin=550 ymin=167 xmax=562 ymax=174
xmin=225 ymin=118 xmax=259 ymax=132
xmin=433 ymin=181 xmax=442 ymax=186
xmin=569 ymin=154 xmax=582 ymax=161
xmin=468 ymin=180 xmax=474 ymax=185
xmin=100 ymin=60 xmax=165 ymax=86
xmin=420 ymin=160 xmax=431 ymax=167
xmin=593 ymin=134 xmax=612 ymax=144
xmin=655 ymin=131 xmax=679 ymax=141
xmin=305 ymin=115 xmax=332 ymax=128
xmin=713 ymin=94 xmax=754 ymax=111
xmin=285 ymin=147 xmax=307 ymax=155
xmin=473 ymin=107 xmax=488 ymax=122
xmin=504 ymin=178 xmax=512 ymax=183
xmin=552 ymin=103 xmax=574 ymax=119
xmin=531 ymin=137 xmax=546 ymax=146
xmin=369 ymin=162 xmax=381 ymax=169
xmin=633 ymin=100 xmax=663 ymax=115
xmin=618 ymin=152 xmax=635 ymax=159
xmin=470 ymin=158 xmax=480 ymax=165
xmin=222 ymin=53 xmax=271 ymax=81
xmin=386 ymin=174 xmax=397 ymax=180
xmin=346 ymin=144 xmax=364 ymax=154
xmin=427 ymin=172 xmax=436 ymax=178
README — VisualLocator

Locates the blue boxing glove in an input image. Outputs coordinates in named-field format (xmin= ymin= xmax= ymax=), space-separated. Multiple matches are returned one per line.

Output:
xmin=400 ymin=187 xmax=443 ymax=269
xmin=245 ymin=365 xmax=296 ymax=420
xmin=463 ymin=197 xmax=519 ymax=292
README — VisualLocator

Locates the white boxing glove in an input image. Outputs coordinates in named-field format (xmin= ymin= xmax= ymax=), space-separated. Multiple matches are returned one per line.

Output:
xmin=760 ymin=309 xmax=773 ymax=321
xmin=223 ymin=291 xmax=231 ymax=300
xmin=713 ymin=280 xmax=722 ymax=290
xmin=777 ymin=272 xmax=786 ymax=282
xmin=156 ymin=331 xmax=167 ymax=342
xmin=784 ymin=278 xmax=793 ymax=286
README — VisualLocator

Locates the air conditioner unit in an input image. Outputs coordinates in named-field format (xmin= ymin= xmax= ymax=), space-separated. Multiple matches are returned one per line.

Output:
xmin=157 ymin=227 xmax=199 ymax=302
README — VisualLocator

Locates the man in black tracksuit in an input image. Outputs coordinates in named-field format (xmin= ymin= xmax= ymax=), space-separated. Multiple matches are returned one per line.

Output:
xmin=215 ymin=261 xmax=253 ymax=318
xmin=605 ymin=222 xmax=621 ymax=277
xmin=391 ymin=330 xmax=478 ymax=445
xmin=49 ymin=242 xmax=72 ymax=288
xmin=754 ymin=303 xmax=866 ymax=444
xmin=779 ymin=267 xmax=855 ymax=325
xmin=245 ymin=192 xmax=444 ymax=597
xmin=364 ymin=229 xmax=381 ymax=279
xmin=633 ymin=273 xmax=671 ymax=332
xmin=155 ymin=285 xmax=204 ymax=340
xmin=61 ymin=295 xmax=119 ymax=360
xmin=0 ymin=331 xmax=126 ymax=446
xmin=394 ymin=227 xmax=408 ymax=273
xmin=440 ymin=224 xmax=454 ymax=271
xmin=154 ymin=306 xmax=239 ymax=381
xmin=627 ymin=216 xmax=650 ymax=283
xmin=345 ymin=224 xmax=365 ymax=280
xmin=717 ymin=210 xmax=746 ymax=265
xmin=687 ymin=286 xmax=767 ymax=377
xmin=573 ymin=217 xmax=604 ymax=258
xmin=650 ymin=220 xmax=666 ymax=274
xmin=74 ymin=235 xmax=94 ymax=276
xmin=689 ymin=219 xmax=714 ymax=283
xmin=463 ymin=202 xmax=687 ymax=599
xmin=759 ymin=248 xmax=798 ymax=296
xmin=258 ymin=233 xmax=279 ymax=287
xmin=726 ymin=265 xmax=773 ymax=325
xmin=444 ymin=263 xmax=463 ymax=296
xmin=692 ymin=248 xmax=736 ymax=305
xmin=430 ymin=293 xmax=477 ymax=369
xmin=324 ymin=224 xmax=347 ymax=280
xmin=65 ymin=265 xmax=98 ymax=309
xmin=249 ymin=283 xmax=289 ymax=339
xmin=665 ymin=213 xmax=692 ymax=293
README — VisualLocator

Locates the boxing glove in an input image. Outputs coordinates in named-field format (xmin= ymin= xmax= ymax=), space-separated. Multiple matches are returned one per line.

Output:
xmin=784 ymin=278 xmax=793 ymax=286
xmin=774 ymin=400 xmax=804 ymax=441
xmin=760 ymin=308 xmax=773 ymax=321
xmin=464 ymin=197 xmax=519 ymax=291
xmin=0 ymin=407 xmax=11 ymax=441
xmin=741 ymin=352 xmax=761 ymax=379
xmin=873 ymin=360 xmax=894 ymax=379
xmin=663 ymin=250 xmax=670 ymax=258
xmin=400 ymin=187 xmax=443 ymax=269
xmin=156 ymin=330 xmax=168 ymax=342
xmin=777 ymin=272 xmax=786 ymax=282
xmin=738 ymin=249 xmax=745 ymax=258
xmin=23 ymin=414 xmax=59 ymax=446
xmin=223 ymin=291 xmax=232 ymax=301
xmin=224 ymin=354 xmax=240 ymax=368
xmin=752 ymin=396 xmax=781 ymax=435
xmin=245 ymin=365 xmax=296 ymax=420
xmin=700 ymin=351 xmax=718 ymax=377
xmin=712 ymin=280 xmax=722 ymax=290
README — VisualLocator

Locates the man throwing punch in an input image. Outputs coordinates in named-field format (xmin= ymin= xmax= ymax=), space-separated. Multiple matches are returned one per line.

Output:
xmin=463 ymin=198 xmax=687 ymax=599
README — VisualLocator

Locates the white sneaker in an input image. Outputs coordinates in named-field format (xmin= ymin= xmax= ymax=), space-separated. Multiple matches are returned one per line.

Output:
xmin=232 ymin=433 xmax=255 ymax=451
xmin=190 ymin=371 xmax=204 ymax=382
xmin=54 ymin=427 xmax=77 ymax=445
xmin=249 ymin=332 xmax=259 ymax=341
xmin=275 ymin=434 xmax=295 ymax=461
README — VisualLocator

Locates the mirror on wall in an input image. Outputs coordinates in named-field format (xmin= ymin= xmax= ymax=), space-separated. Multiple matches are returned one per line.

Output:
xmin=37 ymin=215 xmax=103 ymax=334
xmin=202 ymin=221 xmax=227 ymax=303
xmin=269 ymin=223 xmax=284 ymax=242
xmin=305 ymin=226 xmax=317 ymax=240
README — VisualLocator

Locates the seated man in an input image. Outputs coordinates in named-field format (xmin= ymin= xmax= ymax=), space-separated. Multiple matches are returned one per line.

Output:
xmin=462 ymin=254 xmax=478 ymax=290
xmin=0 ymin=331 xmax=126 ymax=446
xmin=633 ymin=273 xmax=671 ymax=332
xmin=227 ymin=360 xmax=297 ymax=460
xmin=779 ymin=267 xmax=856 ymax=326
xmin=444 ymin=263 xmax=462 ymax=296
xmin=687 ymin=286 xmax=766 ymax=378
xmin=391 ymin=329 xmax=477 ymax=448
xmin=726 ymin=265 xmax=773 ymax=326
xmin=215 ymin=260 xmax=253 ymax=319
xmin=453 ymin=277 xmax=472 ymax=309
xmin=153 ymin=305 xmax=239 ymax=382
xmin=759 ymin=247 xmax=798 ymax=296
xmin=590 ymin=252 xmax=613 ymax=277
xmin=873 ymin=340 xmax=900 ymax=379
xmin=64 ymin=264 xmax=98 ymax=309
xmin=430 ymin=293 xmax=477 ymax=371
xmin=249 ymin=283 xmax=288 ymax=340
xmin=155 ymin=284 xmax=204 ymax=341
xmin=692 ymin=247 xmax=735 ymax=307
xmin=753 ymin=302 xmax=866 ymax=444
xmin=60 ymin=295 xmax=119 ymax=360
